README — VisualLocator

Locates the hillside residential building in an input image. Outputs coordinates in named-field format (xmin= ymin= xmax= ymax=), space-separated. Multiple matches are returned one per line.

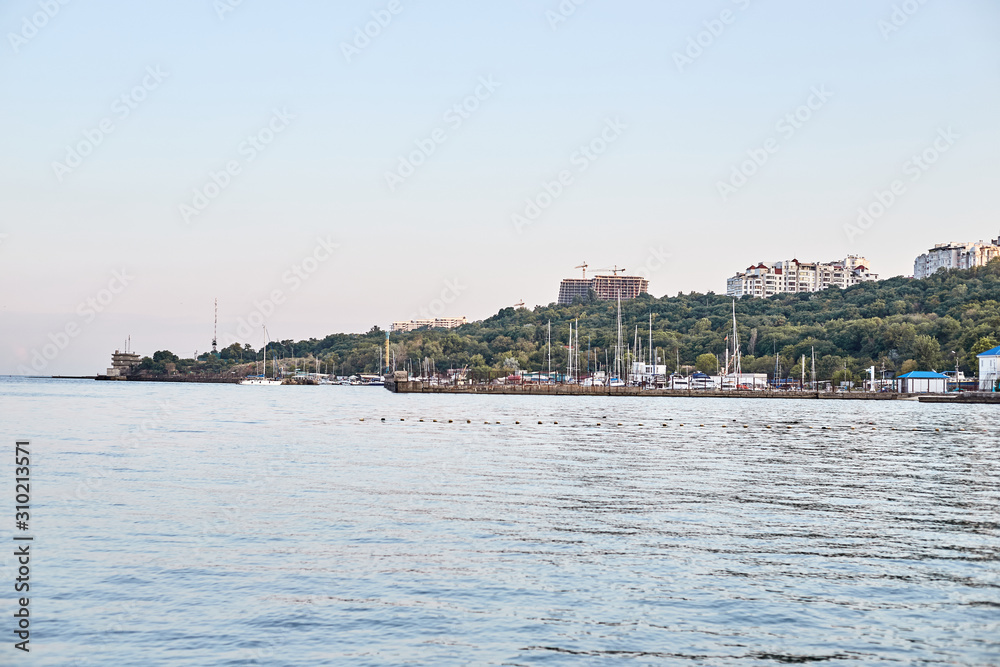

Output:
xmin=390 ymin=317 xmax=467 ymax=333
xmin=726 ymin=256 xmax=877 ymax=298
xmin=557 ymin=275 xmax=649 ymax=305
xmin=913 ymin=237 xmax=1000 ymax=279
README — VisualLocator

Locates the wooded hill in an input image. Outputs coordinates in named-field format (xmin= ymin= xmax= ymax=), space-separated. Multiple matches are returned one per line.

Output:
xmin=162 ymin=260 xmax=1000 ymax=382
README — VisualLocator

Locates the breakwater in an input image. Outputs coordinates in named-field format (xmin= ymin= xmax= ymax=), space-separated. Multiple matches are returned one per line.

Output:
xmin=95 ymin=375 xmax=242 ymax=383
xmin=384 ymin=378 xmax=904 ymax=400
xmin=919 ymin=392 xmax=1000 ymax=404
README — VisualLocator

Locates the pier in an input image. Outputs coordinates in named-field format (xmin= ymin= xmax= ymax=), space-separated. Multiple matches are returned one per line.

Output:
xmin=918 ymin=392 xmax=1000 ymax=404
xmin=384 ymin=377 xmax=904 ymax=400
xmin=95 ymin=375 xmax=242 ymax=384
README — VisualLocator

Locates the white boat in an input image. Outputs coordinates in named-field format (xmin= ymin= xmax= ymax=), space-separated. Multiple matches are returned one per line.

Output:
xmin=240 ymin=376 xmax=282 ymax=386
xmin=240 ymin=326 xmax=283 ymax=386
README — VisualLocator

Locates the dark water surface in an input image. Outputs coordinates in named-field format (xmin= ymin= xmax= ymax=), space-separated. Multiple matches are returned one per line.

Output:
xmin=1 ymin=378 xmax=998 ymax=665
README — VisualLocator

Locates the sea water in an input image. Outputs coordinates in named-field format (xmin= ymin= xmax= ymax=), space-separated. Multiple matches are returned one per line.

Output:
xmin=1 ymin=378 xmax=998 ymax=665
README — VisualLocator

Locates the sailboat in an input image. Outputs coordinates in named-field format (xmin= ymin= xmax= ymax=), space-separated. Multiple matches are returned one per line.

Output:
xmin=607 ymin=290 xmax=625 ymax=387
xmin=240 ymin=326 xmax=282 ymax=385
xmin=719 ymin=300 xmax=745 ymax=390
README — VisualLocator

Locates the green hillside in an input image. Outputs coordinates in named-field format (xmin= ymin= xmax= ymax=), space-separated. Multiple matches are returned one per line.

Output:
xmin=155 ymin=261 xmax=1000 ymax=381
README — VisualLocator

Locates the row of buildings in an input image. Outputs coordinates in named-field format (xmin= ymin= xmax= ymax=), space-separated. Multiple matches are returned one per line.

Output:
xmin=912 ymin=237 xmax=1000 ymax=279
xmin=390 ymin=317 xmax=468 ymax=333
xmin=396 ymin=233 xmax=1000 ymax=333
xmin=724 ymin=233 xmax=1000 ymax=299
xmin=553 ymin=256 xmax=882 ymax=304
xmin=726 ymin=256 xmax=878 ymax=298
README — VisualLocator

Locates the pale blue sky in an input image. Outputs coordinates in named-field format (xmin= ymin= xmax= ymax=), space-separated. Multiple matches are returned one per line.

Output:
xmin=2 ymin=0 xmax=999 ymax=374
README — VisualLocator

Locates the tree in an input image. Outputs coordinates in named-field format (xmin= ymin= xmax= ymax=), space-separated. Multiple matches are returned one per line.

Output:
xmin=900 ymin=359 xmax=918 ymax=374
xmin=912 ymin=334 xmax=941 ymax=370
xmin=219 ymin=343 xmax=244 ymax=360
xmin=695 ymin=353 xmax=717 ymax=374
xmin=969 ymin=336 xmax=998 ymax=370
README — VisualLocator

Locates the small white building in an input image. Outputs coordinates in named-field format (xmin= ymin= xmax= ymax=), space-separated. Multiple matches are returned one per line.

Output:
xmin=630 ymin=362 xmax=667 ymax=384
xmin=713 ymin=373 xmax=770 ymax=389
xmin=897 ymin=371 xmax=949 ymax=394
xmin=977 ymin=345 xmax=1000 ymax=391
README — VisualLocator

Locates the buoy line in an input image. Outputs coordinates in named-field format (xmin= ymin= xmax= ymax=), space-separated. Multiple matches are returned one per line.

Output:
xmin=357 ymin=418 xmax=961 ymax=432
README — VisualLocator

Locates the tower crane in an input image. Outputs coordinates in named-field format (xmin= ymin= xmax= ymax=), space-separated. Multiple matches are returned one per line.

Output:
xmin=593 ymin=265 xmax=627 ymax=276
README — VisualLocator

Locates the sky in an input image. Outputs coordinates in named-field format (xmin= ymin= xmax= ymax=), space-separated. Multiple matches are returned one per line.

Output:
xmin=2 ymin=0 xmax=999 ymax=375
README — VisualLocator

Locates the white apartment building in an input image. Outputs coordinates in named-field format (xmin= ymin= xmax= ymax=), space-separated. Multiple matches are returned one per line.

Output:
xmin=726 ymin=256 xmax=878 ymax=298
xmin=913 ymin=237 xmax=1000 ymax=279
xmin=390 ymin=317 xmax=467 ymax=333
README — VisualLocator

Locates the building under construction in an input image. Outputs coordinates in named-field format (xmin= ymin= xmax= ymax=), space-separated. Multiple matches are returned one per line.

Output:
xmin=557 ymin=264 xmax=649 ymax=305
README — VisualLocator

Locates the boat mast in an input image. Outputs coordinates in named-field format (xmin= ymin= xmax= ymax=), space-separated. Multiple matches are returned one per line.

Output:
xmin=547 ymin=320 xmax=551 ymax=383
xmin=615 ymin=291 xmax=623 ymax=381
xmin=773 ymin=341 xmax=779 ymax=386
xmin=731 ymin=300 xmax=741 ymax=379
xmin=570 ymin=321 xmax=574 ymax=382
xmin=573 ymin=319 xmax=579 ymax=382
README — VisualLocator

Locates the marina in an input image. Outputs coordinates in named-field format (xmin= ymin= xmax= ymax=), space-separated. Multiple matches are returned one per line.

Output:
xmin=384 ymin=377 xmax=907 ymax=399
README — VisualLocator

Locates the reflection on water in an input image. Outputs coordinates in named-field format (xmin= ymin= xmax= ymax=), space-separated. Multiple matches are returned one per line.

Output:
xmin=2 ymin=378 xmax=998 ymax=665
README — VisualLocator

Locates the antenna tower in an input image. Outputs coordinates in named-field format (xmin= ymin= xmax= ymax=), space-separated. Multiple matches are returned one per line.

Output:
xmin=212 ymin=298 xmax=218 ymax=353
